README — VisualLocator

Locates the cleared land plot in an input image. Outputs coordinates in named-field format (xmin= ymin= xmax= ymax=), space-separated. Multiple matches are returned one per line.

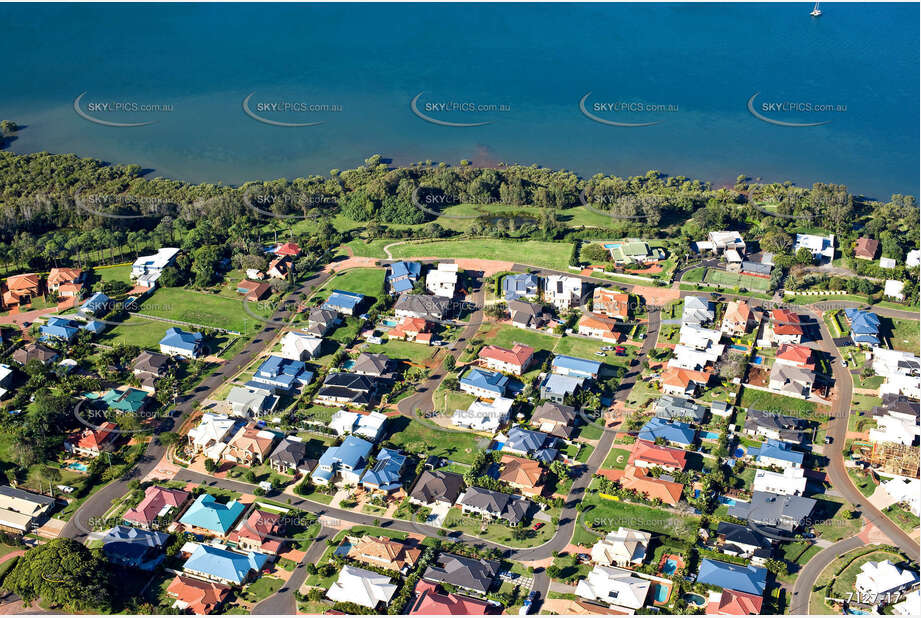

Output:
xmin=314 ymin=267 xmax=386 ymax=301
xmin=365 ymin=339 xmax=437 ymax=365
xmin=99 ymin=315 xmax=174 ymax=350
xmin=883 ymin=316 xmax=920 ymax=354
xmin=138 ymin=286 xmax=269 ymax=333
xmin=389 ymin=239 xmax=573 ymax=271
xmin=383 ymin=417 xmax=482 ymax=465
xmin=738 ymin=387 xmax=819 ymax=417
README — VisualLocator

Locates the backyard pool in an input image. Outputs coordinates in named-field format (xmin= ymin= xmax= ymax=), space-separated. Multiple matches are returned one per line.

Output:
xmin=66 ymin=462 xmax=88 ymax=472
xmin=701 ymin=431 xmax=720 ymax=440
xmin=334 ymin=541 xmax=352 ymax=557
xmin=661 ymin=558 xmax=679 ymax=575
xmin=381 ymin=318 xmax=398 ymax=327
xmin=652 ymin=583 xmax=670 ymax=603
xmin=684 ymin=593 xmax=706 ymax=607
xmin=718 ymin=495 xmax=737 ymax=506
xmin=730 ymin=344 xmax=747 ymax=351
xmin=753 ymin=356 xmax=765 ymax=365
xmin=734 ymin=447 xmax=746 ymax=457
xmin=342 ymin=360 xmax=356 ymax=370
xmin=602 ymin=242 xmax=621 ymax=249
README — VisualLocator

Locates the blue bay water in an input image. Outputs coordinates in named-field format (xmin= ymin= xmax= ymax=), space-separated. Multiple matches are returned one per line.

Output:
xmin=0 ymin=2 xmax=917 ymax=198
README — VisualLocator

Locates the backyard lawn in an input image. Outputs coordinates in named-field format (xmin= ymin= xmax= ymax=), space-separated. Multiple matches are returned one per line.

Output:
xmin=443 ymin=506 xmax=558 ymax=548
xmin=389 ymin=239 xmax=574 ymax=271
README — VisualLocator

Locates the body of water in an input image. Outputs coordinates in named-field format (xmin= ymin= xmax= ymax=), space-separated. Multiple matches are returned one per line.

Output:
xmin=1 ymin=2 xmax=917 ymax=198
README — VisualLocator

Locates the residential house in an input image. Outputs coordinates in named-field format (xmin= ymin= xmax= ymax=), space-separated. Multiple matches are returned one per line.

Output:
xmin=575 ymin=565 xmax=651 ymax=612
xmin=725 ymin=248 xmax=744 ymax=270
xmin=223 ymin=424 xmax=277 ymax=466
xmin=678 ymin=323 xmax=722 ymax=350
xmin=279 ymin=331 xmax=322 ymax=361
xmin=721 ymin=300 xmax=755 ymax=336
xmin=507 ymin=299 xmax=550 ymax=329
xmin=660 ymin=367 xmax=711 ymax=397
xmin=872 ymin=347 xmax=921 ymax=400
xmin=188 ymin=413 xmax=237 ymax=460
xmin=638 ymin=417 xmax=696 ymax=447
xmin=315 ymin=373 xmax=378 ymax=407
xmin=179 ymin=494 xmax=247 ymax=537
xmin=100 ymin=525 xmax=169 ymax=571
xmin=616 ymin=466 xmax=684 ymax=506
xmin=12 ymin=342 xmax=59 ymax=366
xmin=226 ymin=385 xmax=278 ymax=418
xmin=593 ymin=289 xmax=630 ymax=320
xmin=868 ymin=411 xmax=920 ymax=447
xmin=539 ymin=373 xmax=584 ymax=404
xmin=267 ymin=436 xmax=313 ymax=476
xmin=266 ymin=255 xmax=292 ymax=280
xmin=478 ymin=343 xmax=534 ymax=375
xmin=159 ymin=327 xmax=204 ymax=359
xmin=166 ymin=575 xmax=231 ymax=614
xmin=459 ymin=368 xmax=509 ymax=399
xmin=101 ymin=387 xmax=148 ymax=414
xmin=251 ymin=355 xmax=313 ymax=393
xmin=181 ymin=543 xmax=267 ymax=586
xmin=329 ymin=410 xmax=387 ymax=441
xmin=453 ymin=397 xmax=514 ymax=432
xmin=544 ymin=275 xmax=584 ymax=311
xmin=79 ymin=291 xmax=112 ymax=317
xmin=426 ymin=263 xmax=458 ymax=297
xmin=503 ymin=273 xmax=540 ymax=301
xmin=775 ymin=344 xmax=815 ymax=370
xmin=387 ymin=316 xmax=433 ymax=344
xmin=458 ymin=486 xmax=532 ymax=526
xmin=893 ymin=589 xmax=921 ymax=616
xmin=743 ymin=409 xmax=808 ymax=444
xmin=530 ymin=401 xmax=580 ymax=439
xmin=394 ymin=294 xmax=452 ymax=321
xmin=728 ymin=491 xmax=816 ymax=533
xmin=236 ymin=279 xmax=271 ymax=302
xmin=323 ymin=290 xmax=365 ymax=316
xmin=306 ymin=308 xmax=339 ymax=337
xmin=705 ymin=589 xmax=764 ymax=615
xmin=753 ymin=467 xmax=808 ymax=496
xmin=577 ymin=313 xmax=623 ymax=344
xmin=604 ymin=239 xmax=664 ymax=265
xmin=311 ymin=435 xmax=373 ymax=485
xmin=710 ymin=400 xmax=732 ymax=418
xmin=714 ymin=522 xmax=771 ymax=560
xmin=123 ymin=485 xmax=191 ymax=530
xmin=843 ymin=309 xmax=881 ymax=347
xmin=769 ymin=309 xmax=805 ymax=345
xmin=885 ymin=279 xmax=906 ymax=301
xmin=654 ymin=395 xmax=706 ymax=423
xmin=855 ymin=560 xmax=918 ymax=597
xmin=880 ymin=257 xmax=897 ymax=269
xmin=65 ymin=421 xmax=118 ymax=458
xmin=682 ymin=296 xmax=714 ymax=326
xmin=272 ymin=241 xmax=300 ymax=257
xmin=352 ymin=352 xmax=396 ymax=380
xmin=628 ymin=440 xmax=687 ymax=472
xmin=2 ymin=273 xmax=41 ymax=309
xmin=551 ymin=354 xmax=602 ymax=379
xmin=794 ymin=233 xmax=835 ymax=263
xmin=749 ymin=439 xmax=805 ymax=469
xmin=132 ymin=248 xmax=180 ymax=286
xmin=361 ymin=448 xmax=407 ymax=493
xmin=768 ymin=363 xmax=815 ymax=399
xmin=589 ymin=527 xmax=651 ymax=567
xmin=387 ymin=261 xmax=422 ymax=294
xmin=697 ymin=559 xmax=767 ymax=596
xmin=908 ymin=249 xmax=921 ymax=268
xmin=39 ymin=316 xmax=80 ymax=342
xmin=499 ymin=426 xmax=558 ymax=463
xmin=327 ymin=564 xmax=397 ymax=609
xmin=855 ymin=237 xmax=880 ymax=260
xmin=423 ymin=553 xmax=500 ymax=595
xmin=409 ymin=469 xmax=464 ymax=508
xmin=408 ymin=580 xmax=495 ymax=615
xmin=0 ymin=486 xmax=55 ymax=533
xmin=47 ymin=268 xmax=84 ymax=296
xmin=226 ymin=509 xmax=284 ymax=555
xmin=131 ymin=350 xmax=170 ymax=393
xmin=707 ymin=231 xmax=747 ymax=253
xmin=497 ymin=455 xmax=545 ymax=496
xmin=347 ymin=535 xmax=422 ymax=573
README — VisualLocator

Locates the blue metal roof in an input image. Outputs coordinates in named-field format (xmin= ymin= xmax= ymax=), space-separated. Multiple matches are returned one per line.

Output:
xmin=697 ymin=558 xmax=767 ymax=596
xmin=844 ymin=309 xmax=881 ymax=345
xmin=460 ymin=368 xmax=509 ymax=395
xmin=361 ymin=448 xmax=406 ymax=491
xmin=551 ymin=354 xmax=602 ymax=377
xmin=182 ymin=544 xmax=268 ymax=585
xmin=315 ymin=435 xmax=373 ymax=476
xmin=638 ymin=417 xmax=696 ymax=446
xmin=389 ymin=261 xmax=421 ymax=280
xmin=751 ymin=439 xmax=804 ymax=466
xmin=390 ymin=277 xmax=414 ymax=293
xmin=324 ymin=290 xmax=365 ymax=311
xmin=178 ymin=494 xmax=246 ymax=534
xmin=159 ymin=327 xmax=203 ymax=352
xmin=502 ymin=273 xmax=539 ymax=300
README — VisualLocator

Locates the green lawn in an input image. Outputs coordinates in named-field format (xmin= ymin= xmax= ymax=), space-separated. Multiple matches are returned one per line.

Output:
xmin=884 ymin=317 xmax=921 ymax=354
xmin=383 ymin=417 xmax=483 ymax=465
xmin=847 ymin=468 xmax=879 ymax=497
xmin=341 ymin=238 xmax=394 ymax=259
xmin=433 ymin=389 xmax=477 ymax=415
xmin=738 ymin=387 xmax=819 ymax=417
xmin=479 ymin=323 xmax=560 ymax=352
xmin=443 ymin=506 xmax=558 ymax=548
xmin=94 ymin=264 xmax=133 ymax=283
xmin=682 ymin=267 xmax=706 ymax=283
xmin=98 ymin=315 xmax=175 ymax=350
xmin=831 ymin=549 xmax=907 ymax=599
xmin=704 ymin=269 xmax=771 ymax=291
xmin=578 ymin=485 xmax=700 ymax=542
xmin=389 ymin=239 xmax=573 ymax=271
xmin=601 ymin=448 xmax=631 ymax=469
xmin=365 ymin=339 xmax=438 ymax=365
xmin=138 ymin=286 xmax=270 ymax=333
xmin=239 ymin=576 xmax=283 ymax=603
xmin=883 ymin=503 xmax=920 ymax=533
xmin=317 ymin=267 xmax=386 ymax=301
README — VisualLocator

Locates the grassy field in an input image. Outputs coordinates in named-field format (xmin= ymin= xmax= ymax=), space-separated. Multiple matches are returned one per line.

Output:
xmin=847 ymin=468 xmax=879 ymax=497
xmin=383 ymin=417 xmax=483 ymax=465
xmin=704 ymin=269 xmax=771 ymax=291
xmin=316 ymin=267 xmax=386 ymax=301
xmin=883 ymin=503 xmax=920 ymax=532
xmin=99 ymin=315 xmax=175 ymax=350
xmin=138 ymin=286 xmax=269 ymax=333
xmin=389 ymin=239 xmax=573 ymax=271
xmin=365 ymin=339 xmax=438 ymax=365
xmin=883 ymin=316 xmax=921 ymax=353
xmin=738 ymin=387 xmax=819 ymax=417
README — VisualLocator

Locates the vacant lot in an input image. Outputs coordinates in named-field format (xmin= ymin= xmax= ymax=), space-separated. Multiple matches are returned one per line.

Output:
xmin=389 ymin=239 xmax=573 ymax=271
xmin=883 ymin=316 xmax=920 ymax=354
xmin=316 ymin=267 xmax=386 ymax=301
xmin=383 ymin=417 xmax=483 ymax=465
xmin=99 ymin=315 xmax=173 ymax=350
xmin=138 ymin=286 xmax=269 ymax=333
xmin=365 ymin=339 xmax=437 ymax=366
xmin=738 ymin=387 xmax=820 ymax=417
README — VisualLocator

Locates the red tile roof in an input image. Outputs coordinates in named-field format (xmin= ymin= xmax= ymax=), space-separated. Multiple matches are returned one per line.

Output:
xmin=226 ymin=509 xmax=284 ymax=553
xmin=409 ymin=580 xmax=495 ymax=615
xmin=854 ymin=237 xmax=879 ymax=259
xmin=628 ymin=440 xmax=688 ymax=470
xmin=274 ymin=242 xmax=301 ymax=256
xmin=166 ymin=575 xmax=230 ymax=614
xmin=593 ymin=289 xmax=630 ymax=319
xmin=776 ymin=344 xmax=815 ymax=369
xmin=48 ymin=268 xmax=83 ymax=286
xmin=6 ymin=273 xmax=40 ymax=292
xmin=74 ymin=421 xmax=117 ymax=451
xmin=705 ymin=589 xmax=764 ymax=615
xmin=619 ymin=466 xmax=684 ymax=505
xmin=123 ymin=485 xmax=190 ymax=526
xmin=479 ymin=343 xmax=534 ymax=368
xmin=771 ymin=309 xmax=804 ymax=335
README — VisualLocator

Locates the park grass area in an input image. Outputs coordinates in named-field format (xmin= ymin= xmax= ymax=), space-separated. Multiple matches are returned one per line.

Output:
xmin=703 ymin=269 xmax=771 ymax=291
xmin=383 ymin=417 xmax=482 ymax=465
xmin=316 ymin=267 xmax=386 ymax=301
xmin=365 ymin=338 xmax=438 ymax=365
xmin=341 ymin=238 xmax=393 ymax=259
xmin=601 ymin=447 xmax=631 ymax=470
xmin=883 ymin=316 xmax=920 ymax=353
xmin=389 ymin=239 xmax=573 ymax=271
xmin=433 ymin=388 xmax=477 ymax=415
xmin=138 ymin=286 xmax=269 ymax=333
xmin=883 ymin=503 xmax=920 ymax=533
xmin=874 ymin=300 xmax=921 ymax=312
xmin=682 ymin=267 xmax=706 ymax=283
xmin=738 ymin=387 xmax=819 ymax=417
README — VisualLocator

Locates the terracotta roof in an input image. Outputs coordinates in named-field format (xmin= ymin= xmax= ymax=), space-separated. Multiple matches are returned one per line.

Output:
xmin=855 ymin=237 xmax=879 ymax=259
xmin=123 ymin=485 xmax=190 ymax=526
xmin=348 ymin=536 xmax=421 ymax=571
xmin=166 ymin=575 xmax=230 ymax=614
xmin=498 ymin=455 xmax=545 ymax=489
xmin=618 ymin=466 xmax=683 ymax=505
xmin=628 ymin=440 xmax=687 ymax=470
xmin=48 ymin=268 xmax=83 ymax=286
xmin=593 ymin=289 xmax=630 ymax=318
xmin=6 ymin=273 xmax=40 ymax=291
xmin=478 ymin=343 xmax=534 ymax=368
xmin=388 ymin=317 xmax=431 ymax=339
xmin=705 ymin=589 xmax=764 ymax=615
xmin=275 ymin=242 xmax=301 ymax=256
xmin=227 ymin=424 xmax=275 ymax=458
xmin=226 ymin=509 xmax=283 ymax=553
xmin=771 ymin=309 xmax=804 ymax=335
xmin=661 ymin=367 xmax=711 ymax=390
xmin=409 ymin=580 xmax=495 ymax=615
xmin=578 ymin=313 xmax=619 ymax=333
xmin=238 ymin=280 xmax=272 ymax=301
xmin=74 ymin=421 xmax=117 ymax=451
xmin=723 ymin=300 xmax=752 ymax=325
xmin=57 ymin=282 xmax=84 ymax=294
xmin=776 ymin=344 xmax=814 ymax=368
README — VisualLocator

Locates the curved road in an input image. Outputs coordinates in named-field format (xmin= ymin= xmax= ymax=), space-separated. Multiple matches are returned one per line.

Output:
xmin=789 ymin=535 xmax=866 ymax=614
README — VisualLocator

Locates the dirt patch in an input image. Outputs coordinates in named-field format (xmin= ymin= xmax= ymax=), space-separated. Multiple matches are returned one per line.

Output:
xmin=454 ymin=258 xmax=515 ymax=277
xmin=634 ymin=285 xmax=680 ymax=307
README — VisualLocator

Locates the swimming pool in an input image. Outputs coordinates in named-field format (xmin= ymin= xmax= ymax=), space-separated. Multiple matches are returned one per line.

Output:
xmin=66 ymin=462 xmax=88 ymax=472
xmin=753 ymin=356 xmax=764 ymax=365
xmin=701 ymin=431 xmax=719 ymax=440
xmin=734 ymin=447 xmax=746 ymax=457
xmin=684 ymin=593 xmax=706 ymax=607
xmin=652 ymin=583 xmax=669 ymax=603
xmin=661 ymin=558 xmax=679 ymax=575
xmin=718 ymin=495 xmax=737 ymax=506
xmin=602 ymin=242 xmax=621 ymax=249
xmin=381 ymin=318 xmax=398 ymax=327
xmin=342 ymin=360 xmax=356 ymax=370
xmin=730 ymin=344 xmax=747 ymax=351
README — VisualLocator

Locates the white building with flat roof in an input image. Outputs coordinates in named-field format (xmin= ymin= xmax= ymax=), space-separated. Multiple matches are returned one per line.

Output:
xmin=753 ymin=467 xmax=807 ymax=496
xmin=425 ymin=263 xmax=458 ymax=297
xmin=794 ymin=233 xmax=835 ymax=263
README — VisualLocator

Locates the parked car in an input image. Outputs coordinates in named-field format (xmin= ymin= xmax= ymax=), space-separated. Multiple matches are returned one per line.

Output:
xmin=594 ymin=351 xmax=606 ymax=357
xmin=614 ymin=346 xmax=626 ymax=356
xmin=532 ymin=522 xmax=544 ymax=530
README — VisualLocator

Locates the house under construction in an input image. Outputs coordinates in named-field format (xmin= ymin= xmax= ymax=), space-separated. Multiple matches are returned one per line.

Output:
xmin=869 ymin=441 xmax=921 ymax=478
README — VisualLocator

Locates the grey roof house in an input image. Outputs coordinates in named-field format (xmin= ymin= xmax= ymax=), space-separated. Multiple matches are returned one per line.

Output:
xmin=423 ymin=553 xmax=501 ymax=595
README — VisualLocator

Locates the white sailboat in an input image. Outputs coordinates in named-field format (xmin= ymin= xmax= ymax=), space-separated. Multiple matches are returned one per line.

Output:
xmin=810 ymin=2 xmax=822 ymax=17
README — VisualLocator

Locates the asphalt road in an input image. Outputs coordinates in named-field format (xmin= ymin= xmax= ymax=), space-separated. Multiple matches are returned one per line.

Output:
xmin=252 ymin=526 xmax=335 ymax=615
xmin=788 ymin=535 xmax=866 ymax=614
